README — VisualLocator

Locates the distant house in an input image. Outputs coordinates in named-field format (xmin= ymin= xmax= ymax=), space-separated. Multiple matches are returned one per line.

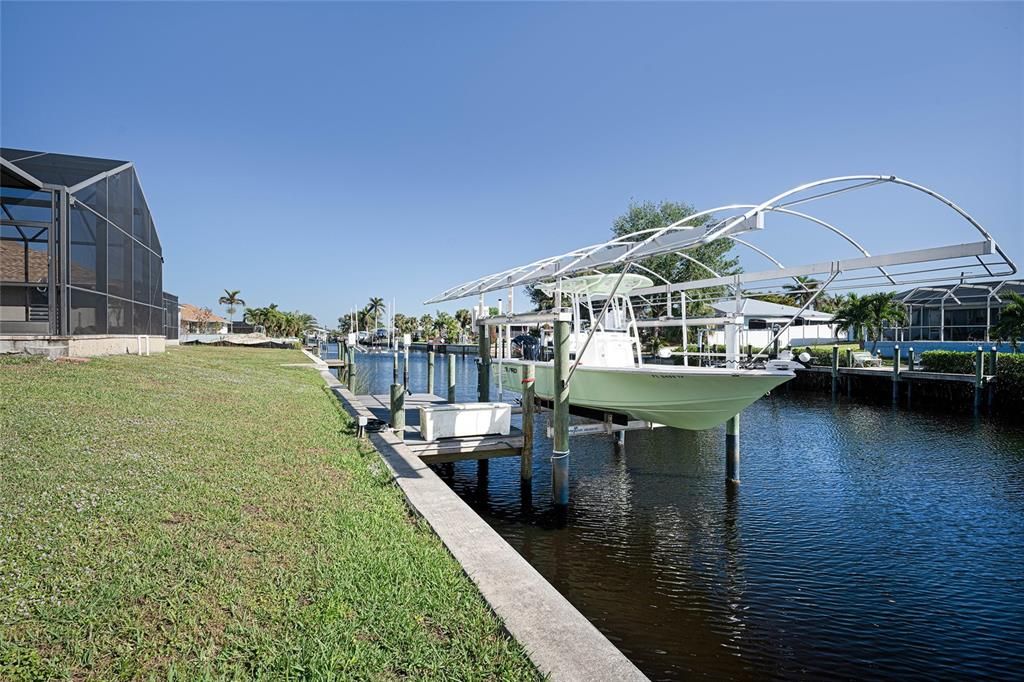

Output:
xmin=705 ymin=298 xmax=840 ymax=348
xmin=179 ymin=303 xmax=227 ymax=334
xmin=899 ymin=279 xmax=1024 ymax=342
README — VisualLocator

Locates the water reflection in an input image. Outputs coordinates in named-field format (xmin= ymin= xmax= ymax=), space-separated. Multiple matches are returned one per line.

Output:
xmin=325 ymin=345 xmax=1024 ymax=680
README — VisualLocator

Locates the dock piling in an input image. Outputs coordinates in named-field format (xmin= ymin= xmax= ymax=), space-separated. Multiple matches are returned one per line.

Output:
xmin=477 ymin=323 xmax=491 ymax=402
xmin=390 ymin=383 xmax=406 ymax=437
xmin=988 ymin=345 xmax=998 ymax=408
xmin=427 ymin=351 xmax=435 ymax=396
xmin=403 ymin=344 xmax=410 ymax=394
xmin=521 ymin=363 xmax=535 ymax=482
xmin=892 ymin=344 xmax=901 ymax=404
xmin=346 ymin=347 xmax=355 ymax=392
xmin=845 ymin=348 xmax=853 ymax=397
xmin=974 ymin=346 xmax=984 ymax=412
xmin=830 ymin=345 xmax=839 ymax=397
xmin=726 ymin=414 xmax=740 ymax=484
xmin=447 ymin=354 xmax=456 ymax=403
xmin=392 ymin=351 xmax=399 ymax=385
xmin=908 ymin=347 xmax=916 ymax=371
xmin=552 ymin=314 xmax=571 ymax=505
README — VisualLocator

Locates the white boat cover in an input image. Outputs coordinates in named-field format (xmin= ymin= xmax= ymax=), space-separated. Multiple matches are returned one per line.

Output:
xmin=537 ymin=274 xmax=654 ymax=297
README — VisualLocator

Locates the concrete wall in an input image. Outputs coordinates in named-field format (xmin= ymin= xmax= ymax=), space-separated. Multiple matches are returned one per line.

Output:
xmin=875 ymin=340 xmax=1018 ymax=359
xmin=0 ymin=335 xmax=166 ymax=358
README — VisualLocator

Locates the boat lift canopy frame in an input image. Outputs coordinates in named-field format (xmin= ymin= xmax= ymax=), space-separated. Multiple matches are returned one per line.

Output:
xmin=426 ymin=175 xmax=1016 ymax=310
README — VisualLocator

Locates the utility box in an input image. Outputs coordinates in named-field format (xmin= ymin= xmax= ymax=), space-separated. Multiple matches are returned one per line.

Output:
xmin=419 ymin=403 xmax=511 ymax=442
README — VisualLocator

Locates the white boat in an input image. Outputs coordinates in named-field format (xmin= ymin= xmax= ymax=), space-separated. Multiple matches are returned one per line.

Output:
xmin=496 ymin=274 xmax=795 ymax=431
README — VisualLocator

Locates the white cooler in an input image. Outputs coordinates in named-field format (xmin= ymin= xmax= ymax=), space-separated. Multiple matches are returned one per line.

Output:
xmin=419 ymin=402 xmax=511 ymax=442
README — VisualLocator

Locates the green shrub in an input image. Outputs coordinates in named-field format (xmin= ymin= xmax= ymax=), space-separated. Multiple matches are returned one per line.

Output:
xmin=797 ymin=345 xmax=861 ymax=367
xmin=996 ymin=354 xmax=1024 ymax=399
xmin=920 ymin=350 xmax=976 ymax=374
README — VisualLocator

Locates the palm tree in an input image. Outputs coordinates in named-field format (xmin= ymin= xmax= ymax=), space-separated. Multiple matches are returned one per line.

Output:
xmin=862 ymin=292 xmax=907 ymax=352
xmin=218 ymin=289 xmax=245 ymax=332
xmin=455 ymin=308 xmax=473 ymax=343
xmin=992 ymin=291 xmax=1024 ymax=352
xmin=783 ymin=276 xmax=821 ymax=308
xmin=831 ymin=293 xmax=871 ymax=347
xmin=366 ymin=297 xmax=385 ymax=331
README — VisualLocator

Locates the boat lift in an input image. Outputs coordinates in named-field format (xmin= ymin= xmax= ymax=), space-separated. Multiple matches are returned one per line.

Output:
xmin=426 ymin=175 xmax=1017 ymax=505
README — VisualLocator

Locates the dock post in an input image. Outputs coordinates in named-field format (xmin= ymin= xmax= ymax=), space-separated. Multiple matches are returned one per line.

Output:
xmin=346 ymin=347 xmax=355 ymax=392
xmin=845 ymin=348 xmax=853 ymax=397
xmin=392 ymin=351 xmax=399 ymax=385
xmin=390 ymin=383 xmax=405 ymax=437
xmin=831 ymin=345 xmax=839 ymax=397
xmin=427 ymin=351 xmax=435 ymax=396
xmin=552 ymin=313 xmax=571 ymax=505
xmin=892 ymin=344 xmax=901 ymax=404
xmin=403 ymin=344 xmax=410 ymax=393
xmin=974 ymin=346 xmax=984 ymax=413
xmin=908 ymin=347 xmax=916 ymax=371
xmin=988 ymin=345 xmax=998 ymax=409
xmin=477 ymin=323 xmax=491 ymax=402
xmin=520 ymin=363 xmax=535 ymax=482
xmin=447 ymin=354 xmax=456 ymax=403
xmin=726 ymin=414 xmax=740 ymax=484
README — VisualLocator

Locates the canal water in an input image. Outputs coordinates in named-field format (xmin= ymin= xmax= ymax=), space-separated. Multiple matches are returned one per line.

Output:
xmin=330 ymin=346 xmax=1024 ymax=680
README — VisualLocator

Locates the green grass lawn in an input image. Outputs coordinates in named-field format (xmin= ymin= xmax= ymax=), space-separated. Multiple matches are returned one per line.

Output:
xmin=0 ymin=347 xmax=537 ymax=680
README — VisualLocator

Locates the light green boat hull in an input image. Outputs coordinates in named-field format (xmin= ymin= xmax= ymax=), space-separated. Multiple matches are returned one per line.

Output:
xmin=499 ymin=360 xmax=793 ymax=431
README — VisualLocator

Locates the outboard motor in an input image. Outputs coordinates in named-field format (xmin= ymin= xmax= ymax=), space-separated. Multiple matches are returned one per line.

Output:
xmin=512 ymin=334 xmax=541 ymax=360
xmin=766 ymin=349 xmax=811 ymax=371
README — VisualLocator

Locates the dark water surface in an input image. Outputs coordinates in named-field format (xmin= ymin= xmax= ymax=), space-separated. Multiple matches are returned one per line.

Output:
xmin=331 ymin=346 xmax=1024 ymax=680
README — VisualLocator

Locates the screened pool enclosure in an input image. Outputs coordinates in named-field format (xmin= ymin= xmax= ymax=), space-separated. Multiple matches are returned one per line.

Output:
xmin=1 ymin=148 xmax=174 ymax=337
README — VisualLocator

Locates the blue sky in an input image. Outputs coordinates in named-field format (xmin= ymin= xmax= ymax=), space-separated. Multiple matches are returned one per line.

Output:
xmin=3 ymin=1 xmax=1021 ymax=326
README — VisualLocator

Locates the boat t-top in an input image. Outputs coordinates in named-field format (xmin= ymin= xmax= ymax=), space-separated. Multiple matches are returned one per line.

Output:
xmin=497 ymin=273 xmax=795 ymax=431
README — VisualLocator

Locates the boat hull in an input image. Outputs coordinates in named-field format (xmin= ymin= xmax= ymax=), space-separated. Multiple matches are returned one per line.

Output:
xmin=499 ymin=360 xmax=793 ymax=431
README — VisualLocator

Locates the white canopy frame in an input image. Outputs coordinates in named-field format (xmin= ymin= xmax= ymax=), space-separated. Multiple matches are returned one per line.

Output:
xmin=426 ymin=175 xmax=1015 ymax=307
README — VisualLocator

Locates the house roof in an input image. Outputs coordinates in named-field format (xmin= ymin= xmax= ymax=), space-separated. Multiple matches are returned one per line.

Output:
xmin=710 ymin=298 xmax=834 ymax=321
xmin=179 ymin=303 xmax=226 ymax=323
xmin=1 ymin=148 xmax=128 ymax=189
xmin=898 ymin=279 xmax=1024 ymax=305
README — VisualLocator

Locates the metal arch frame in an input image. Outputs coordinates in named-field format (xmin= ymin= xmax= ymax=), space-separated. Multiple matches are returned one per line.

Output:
xmin=425 ymin=175 xmax=1017 ymax=305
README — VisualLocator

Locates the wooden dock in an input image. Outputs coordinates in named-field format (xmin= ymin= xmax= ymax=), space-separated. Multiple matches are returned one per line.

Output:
xmin=356 ymin=392 xmax=524 ymax=464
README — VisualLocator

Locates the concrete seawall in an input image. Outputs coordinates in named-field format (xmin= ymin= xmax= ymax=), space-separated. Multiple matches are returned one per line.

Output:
xmin=301 ymin=350 xmax=647 ymax=681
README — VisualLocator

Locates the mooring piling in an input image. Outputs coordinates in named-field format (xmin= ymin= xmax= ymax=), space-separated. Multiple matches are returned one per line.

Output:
xmin=346 ymin=346 xmax=355 ymax=392
xmin=908 ymin=347 xmax=916 ymax=371
xmin=988 ymin=345 xmax=998 ymax=409
xmin=477 ymin=323 xmax=491 ymax=402
xmin=892 ymin=344 xmax=901 ymax=404
xmin=392 ymin=351 xmax=399 ymax=385
xmin=403 ymin=344 xmax=410 ymax=393
xmin=974 ymin=346 xmax=984 ymax=412
xmin=520 ymin=363 xmax=535 ymax=482
xmin=552 ymin=313 xmax=571 ymax=505
xmin=845 ymin=348 xmax=854 ymax=397
xmin=447 ymin=354 xmax=456 ymax=403
xmin=726 ymin=414 xmax=740 ymax=484
xmin=390 ymin=383 xmax=405 ymax=437
xmin=427 ymin=351 xmax=435 ymax=396
xmin=831 ymin=345 xmax=839 ymax=397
